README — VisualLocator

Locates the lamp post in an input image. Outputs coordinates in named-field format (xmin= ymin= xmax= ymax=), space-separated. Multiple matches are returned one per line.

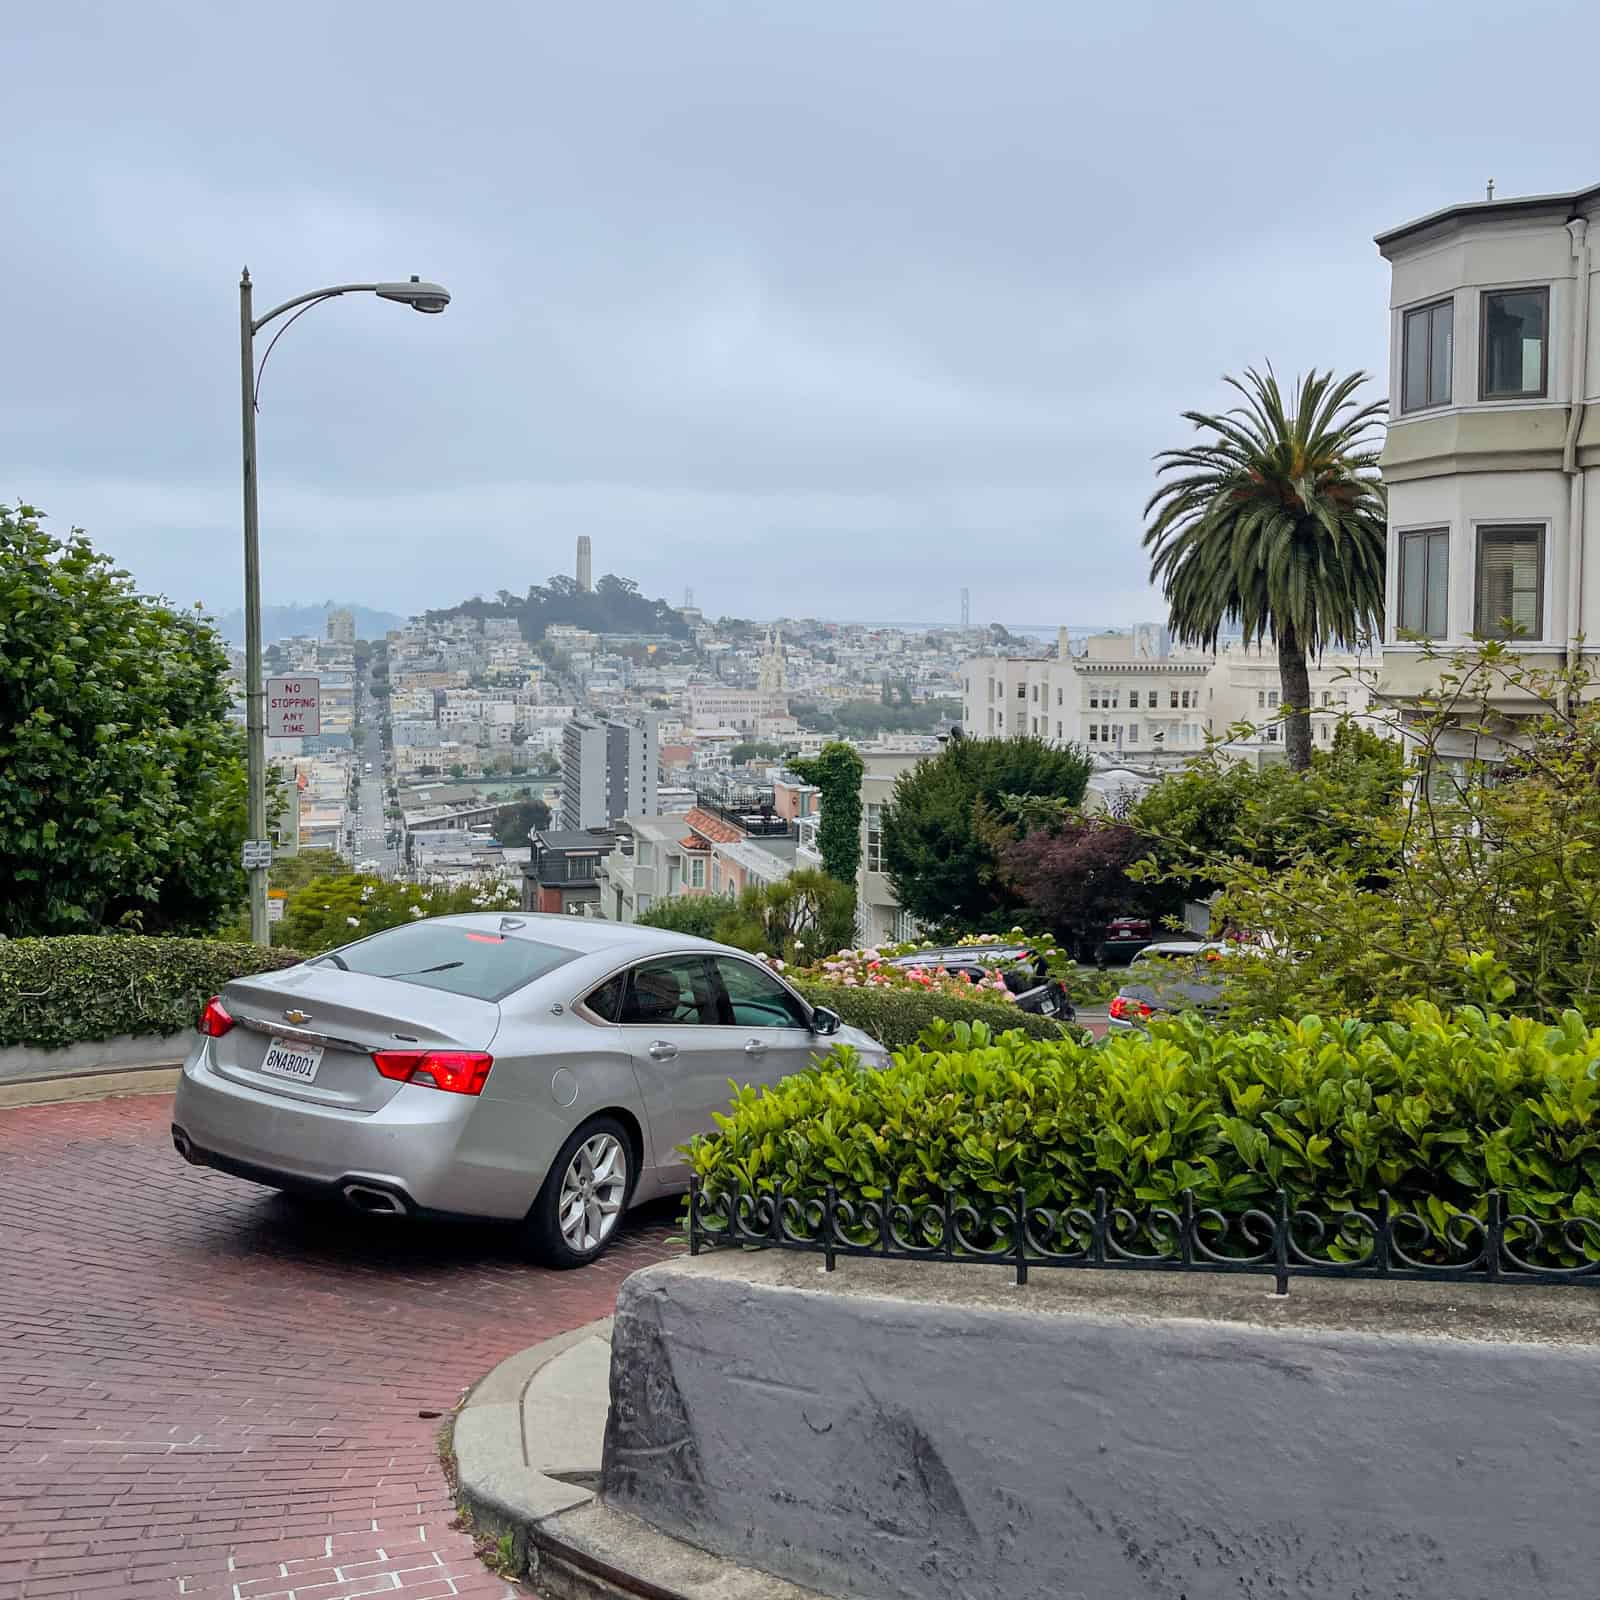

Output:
xmin=239 ymin=271 xmax=450 ymax=943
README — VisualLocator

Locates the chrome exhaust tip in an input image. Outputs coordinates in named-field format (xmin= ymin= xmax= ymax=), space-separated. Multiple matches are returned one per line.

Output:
xmin=341 ymin=1182 xmax=406 ymax=1216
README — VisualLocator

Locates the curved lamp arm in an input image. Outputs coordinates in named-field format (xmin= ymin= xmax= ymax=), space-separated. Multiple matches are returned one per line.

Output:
xmin=251 ymin=283 xmax=383 ymax=333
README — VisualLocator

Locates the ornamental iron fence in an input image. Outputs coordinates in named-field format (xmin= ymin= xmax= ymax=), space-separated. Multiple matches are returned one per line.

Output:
xmin=686 ymin=1178 xmax=1600 ymax=1297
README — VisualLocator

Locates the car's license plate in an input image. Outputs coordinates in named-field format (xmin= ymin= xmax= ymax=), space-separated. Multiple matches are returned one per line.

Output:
xmin=261 ymin=1037 xmax=324 ymax=1083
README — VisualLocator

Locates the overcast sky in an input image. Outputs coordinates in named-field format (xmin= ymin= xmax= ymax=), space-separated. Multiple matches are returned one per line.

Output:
xmin=6 ymin=2 xmax=1598 ymax=628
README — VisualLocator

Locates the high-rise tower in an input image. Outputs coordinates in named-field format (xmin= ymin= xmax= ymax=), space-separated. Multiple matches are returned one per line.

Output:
xmin=576 ymin=536 xmax=592 ymax=593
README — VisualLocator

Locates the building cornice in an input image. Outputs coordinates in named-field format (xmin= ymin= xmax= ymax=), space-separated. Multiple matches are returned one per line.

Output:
xmin=1376 ymin=181 xmax=1600 ymax=258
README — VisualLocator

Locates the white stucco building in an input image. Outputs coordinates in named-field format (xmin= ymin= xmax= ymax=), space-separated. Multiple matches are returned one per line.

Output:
xmin=962 ymin=632 xmax=1374 ymax=764
xmin=1375 ymin=179 xmax=1600 ymax=748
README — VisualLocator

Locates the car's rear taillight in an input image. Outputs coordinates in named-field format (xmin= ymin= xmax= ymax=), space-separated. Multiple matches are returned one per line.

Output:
xmin=1108 ymin=995 xmax=1153 ymax=1022
xmin=372 ymin=1050 xmax=494 ymax=1096
xmin=197 ymin=996 xmax=234 ymax=1037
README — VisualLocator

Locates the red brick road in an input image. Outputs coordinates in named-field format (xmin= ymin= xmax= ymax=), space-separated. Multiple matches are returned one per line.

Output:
xmin=0 ymin=1093 xmax=681 ymax=1600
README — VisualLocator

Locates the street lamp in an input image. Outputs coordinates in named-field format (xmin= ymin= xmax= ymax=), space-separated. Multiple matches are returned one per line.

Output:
xmin=239 ymin=270 xmax=451 ymax=944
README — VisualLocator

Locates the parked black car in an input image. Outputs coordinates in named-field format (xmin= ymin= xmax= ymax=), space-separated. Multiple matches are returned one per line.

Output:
xmin=886 ymin=945 xmax=1076 ymax=1022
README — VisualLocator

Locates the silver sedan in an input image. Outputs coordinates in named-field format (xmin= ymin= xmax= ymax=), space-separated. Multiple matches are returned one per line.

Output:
xmin=172 ymin=914 xmax=886 ymax=1266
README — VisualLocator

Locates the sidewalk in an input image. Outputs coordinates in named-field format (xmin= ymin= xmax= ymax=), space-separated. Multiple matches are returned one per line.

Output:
xmin=454 ymin=1320 xmax=821 ymax=1600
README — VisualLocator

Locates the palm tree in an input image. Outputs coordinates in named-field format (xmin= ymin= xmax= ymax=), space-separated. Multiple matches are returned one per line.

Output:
xmin=1143 ymin=368 xmax=1386 ymax=770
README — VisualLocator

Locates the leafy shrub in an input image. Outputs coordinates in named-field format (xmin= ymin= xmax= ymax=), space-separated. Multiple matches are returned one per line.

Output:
xmin=689 ymin=1005 xmax=1600 ymax=1243
xmin=638 ymin=897 xmax=727 ymax=940
xmin=0 ymin=936 xmax=303 ymax=1050
xmin=791 ymin=978 xmax=1079 ymax=1051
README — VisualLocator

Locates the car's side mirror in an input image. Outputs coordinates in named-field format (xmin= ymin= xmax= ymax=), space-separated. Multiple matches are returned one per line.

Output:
xmin=810 ymin=1005 xmax=842 ymax=1037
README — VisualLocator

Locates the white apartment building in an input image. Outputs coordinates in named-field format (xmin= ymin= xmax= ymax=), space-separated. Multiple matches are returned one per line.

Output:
xmin=1375 ymin=179 xmax=1600 ymax=750
xmin=962 ymin=631 xmax=1374 ymax=763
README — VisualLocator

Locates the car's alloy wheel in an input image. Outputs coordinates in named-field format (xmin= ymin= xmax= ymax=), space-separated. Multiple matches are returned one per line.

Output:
xmin=558 ymin=1131 xmax=627 ymax=1254
xmin=527 ymin=1116 xmax=635 ymax=1268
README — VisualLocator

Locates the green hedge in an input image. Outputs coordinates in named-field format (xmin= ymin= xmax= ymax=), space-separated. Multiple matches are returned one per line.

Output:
xmin=792 ymin=977 xmax=1080 ymax=1051
xmin=690 ymin=1007 xmax=1600 ymax=1237
xmin=0 ymin=937 xmax=303 ymax=1050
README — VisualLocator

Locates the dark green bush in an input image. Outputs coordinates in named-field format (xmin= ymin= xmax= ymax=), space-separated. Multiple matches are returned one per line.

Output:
xmin=636 ymin=897 xmax=727 ymax=940
xmin=792 ymin=977 xmax=1080 ymax=1051
xmin=690 ymin=1006 xmax=1600 ymax=1241
xmin=0 ymin=936 xmax=303 ymax=1050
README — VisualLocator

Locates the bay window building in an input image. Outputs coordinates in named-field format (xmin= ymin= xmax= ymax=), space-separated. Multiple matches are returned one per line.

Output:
xmin=1377 ymin=180 xmax=1600 ymax=749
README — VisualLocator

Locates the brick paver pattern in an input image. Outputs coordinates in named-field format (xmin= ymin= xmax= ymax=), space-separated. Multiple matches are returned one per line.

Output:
xmin=0 ymin=1093 xmax=681 ymax=1599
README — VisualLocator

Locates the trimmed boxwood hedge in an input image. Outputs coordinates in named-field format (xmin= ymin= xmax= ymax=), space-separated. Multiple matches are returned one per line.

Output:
xmin=0 ymin=936 xmax=303 ymax=1051
xmin=791 ymin=977 xmax=1081 ymax=1051
xmin=689 ymin=1007 xmax=1600 ymax=1236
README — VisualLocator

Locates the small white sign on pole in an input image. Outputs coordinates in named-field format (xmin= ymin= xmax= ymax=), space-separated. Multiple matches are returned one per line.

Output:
xmin=266 ymin=676 xmax=321 ymax=738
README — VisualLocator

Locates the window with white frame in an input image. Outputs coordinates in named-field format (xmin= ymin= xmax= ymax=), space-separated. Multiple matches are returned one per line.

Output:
xmin=1127 ymin=722 xmax=1139 ymax=744
xmin=866 ymin=802 xmax=883 ymax=871
xmin=1088 ymin=725 xmax=1098 ymax=742
xmin=690 ymin=856 xmax=705 ymax=888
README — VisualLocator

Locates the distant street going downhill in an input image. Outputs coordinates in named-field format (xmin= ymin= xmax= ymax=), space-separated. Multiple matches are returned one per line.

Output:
xmin=0 ymin=1093 xmax=679 ymax=1599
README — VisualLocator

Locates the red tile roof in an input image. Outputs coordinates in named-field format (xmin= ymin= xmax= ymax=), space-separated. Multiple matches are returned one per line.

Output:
xmin=684 ymin=807 xmax=744 ymax=845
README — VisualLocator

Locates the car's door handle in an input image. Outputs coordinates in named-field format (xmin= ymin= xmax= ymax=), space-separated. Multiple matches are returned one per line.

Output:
xmin=647 ymin=1040 xmax=678 ymax=1061
xmin=743 ymin=1039 xmax=768 ymax=1056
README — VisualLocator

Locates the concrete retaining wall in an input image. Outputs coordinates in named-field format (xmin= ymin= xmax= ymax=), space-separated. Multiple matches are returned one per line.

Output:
xmin=0 ymin=1031 xmax=190 ymax=1084
xmin=602 ymin=1253 xmax=1600 ymax=1600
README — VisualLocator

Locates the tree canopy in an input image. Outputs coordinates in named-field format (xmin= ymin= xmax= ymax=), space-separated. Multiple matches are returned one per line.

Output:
xmin=0 ymin=505 xmax=248 ymax=936
xmin=493 ymin=796 xmax=552 ymax=845
xmin=1144 ymin=368 xmax=1386 ymax=768
xmin=881 ymin=735 xmax=1092 ymax=930
xmin=425 ymin=570 xmax=690 ymax=642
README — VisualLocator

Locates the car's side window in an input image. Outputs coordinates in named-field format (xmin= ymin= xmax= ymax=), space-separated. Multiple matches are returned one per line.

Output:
xmin=618 ymin=956 xmax=718 ymax=1026
xmin=581 ymin=971 xmax=627 ymax=1023
xmin=712 ymin=957 xmax=811 ymax=1029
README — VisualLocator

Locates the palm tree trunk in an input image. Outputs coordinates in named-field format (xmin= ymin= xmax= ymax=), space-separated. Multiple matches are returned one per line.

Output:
xmin=1276 ymin=627 xmax=1314 ymax=771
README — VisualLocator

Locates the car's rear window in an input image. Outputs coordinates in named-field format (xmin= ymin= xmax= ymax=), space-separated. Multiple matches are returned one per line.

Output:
xmin=314 ymin=922 xmax=579 ymax=1002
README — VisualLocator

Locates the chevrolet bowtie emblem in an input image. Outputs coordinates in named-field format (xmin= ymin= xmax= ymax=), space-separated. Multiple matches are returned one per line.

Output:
xmin=283 ymin=1009 xmax=311 ymax=1025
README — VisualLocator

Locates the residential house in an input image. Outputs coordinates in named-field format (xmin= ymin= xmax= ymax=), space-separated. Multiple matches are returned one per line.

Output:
xmin=1375 ymin=179 xmax=1600 ymax=758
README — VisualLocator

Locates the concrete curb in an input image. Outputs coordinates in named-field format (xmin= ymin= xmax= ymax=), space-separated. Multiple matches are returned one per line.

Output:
xmin=0 ymin=1064 xmax=181 ymax=1110
xmin=454 ymin=1319 xmax=820 ymax=1600
xmin=0 ymin=1031 xmax=190 ymax=1082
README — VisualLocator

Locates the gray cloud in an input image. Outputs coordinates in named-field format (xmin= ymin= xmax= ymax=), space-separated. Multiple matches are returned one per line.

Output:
xmin=5 ymin=0 xmax=1597 ymax=625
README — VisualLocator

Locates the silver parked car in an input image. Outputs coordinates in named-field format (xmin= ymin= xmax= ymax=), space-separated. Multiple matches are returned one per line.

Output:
xmin=173 ymin=914 xmax=887 ymax=1267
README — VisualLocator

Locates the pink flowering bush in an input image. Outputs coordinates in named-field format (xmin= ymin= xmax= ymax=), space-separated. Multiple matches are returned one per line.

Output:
xmin=804 ymin=945 xmax=1017 ymax=1003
